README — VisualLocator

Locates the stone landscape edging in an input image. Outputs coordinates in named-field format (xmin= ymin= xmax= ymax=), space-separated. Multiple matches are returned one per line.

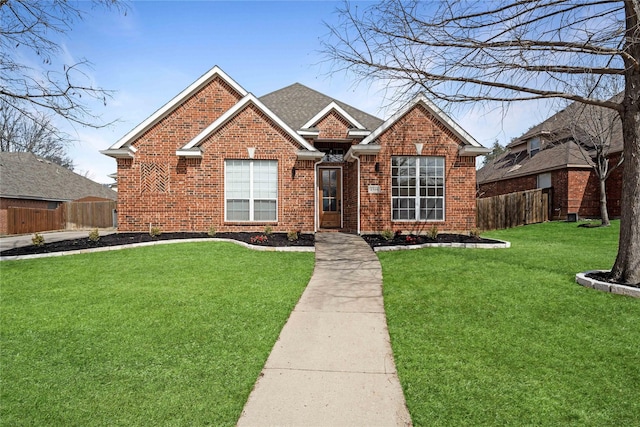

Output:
xmin=372 ymin=239 xmax=511 ymax=252
xmin=576 ymin=270 xmax=640 ymax=298
xmin=0 ymin=238 xmax=315 ymax=261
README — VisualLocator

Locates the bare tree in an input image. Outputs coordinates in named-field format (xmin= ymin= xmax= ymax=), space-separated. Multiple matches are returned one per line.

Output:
xmin=564 ymin=92 xmax=624 ymax=227
xmin=323 ymin=0 xmax=640 ymax=285
xmin=0 ymin=0 xmax=127 ymax=128
xmin=1 ymin=99 xmax=74 ymax=169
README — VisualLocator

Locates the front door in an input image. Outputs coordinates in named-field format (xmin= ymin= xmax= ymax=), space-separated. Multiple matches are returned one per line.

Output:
xmin=319 ymin=168 xmax=341 ymax=228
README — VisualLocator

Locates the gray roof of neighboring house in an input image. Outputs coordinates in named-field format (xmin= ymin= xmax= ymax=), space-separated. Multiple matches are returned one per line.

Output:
xmin=477 ymin=140 xmax=594 ymax=184
xmin=479 ymin=95 xmax=623 ymax=185
xmin=0 ymin=152 xmax=117 ymax=202
xmin=259 ymin=83 xmax=384 ymax=131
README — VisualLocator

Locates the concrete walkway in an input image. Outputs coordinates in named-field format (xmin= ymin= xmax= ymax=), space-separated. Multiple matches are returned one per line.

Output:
xmin=237 ymin=232 xmax=412 ymax=427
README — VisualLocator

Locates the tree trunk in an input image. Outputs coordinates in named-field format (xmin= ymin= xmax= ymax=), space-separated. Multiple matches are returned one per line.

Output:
xmin=610 ymin=0 xmax=640 ymax=286
xmin=599 ymin=177 xmax=611 ymax=227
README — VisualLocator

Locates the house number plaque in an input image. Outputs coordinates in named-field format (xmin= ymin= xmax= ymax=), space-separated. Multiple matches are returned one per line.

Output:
xmin=368 ymin=185 xmax=381 ymax=194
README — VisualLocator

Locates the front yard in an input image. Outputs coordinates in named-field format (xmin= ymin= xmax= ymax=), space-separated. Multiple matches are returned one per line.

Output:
xmin=1 ymin=221 xmax=637 ymax=426
xmin=0 ymin=243 xmax=314 ymax=426
xmin=381 ymin=220 xmax=639 ymax=426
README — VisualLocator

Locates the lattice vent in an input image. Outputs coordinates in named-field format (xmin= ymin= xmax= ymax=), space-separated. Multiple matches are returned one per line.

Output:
xmin=140 ymin=163 xmax=170 ymax=193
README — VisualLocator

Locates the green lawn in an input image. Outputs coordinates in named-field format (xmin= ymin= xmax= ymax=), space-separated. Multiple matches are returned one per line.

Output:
xmin=1 ymin=242 xmax=314 ymax=426
xmin=380 ymin=220 xmax=639 ymax=426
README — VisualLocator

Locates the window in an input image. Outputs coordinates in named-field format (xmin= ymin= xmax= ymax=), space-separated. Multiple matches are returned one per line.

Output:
xmin=537 ymin=172 xmax=552 ymax=189
xmin=529 ymin=137 xmax=541 ymax=157
xmin=392 ymin=156 xmax=444 ymax=221
xmin=225 ymin=160 xmax=277 ymax=221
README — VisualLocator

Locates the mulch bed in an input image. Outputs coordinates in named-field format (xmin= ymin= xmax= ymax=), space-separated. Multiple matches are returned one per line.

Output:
xmin=586 ymin=270 xmax=640 ymax=288
xmin=362 ymin=233 xmax=502 ymax=248
xmin=0 ymin=232 xmax=315 ymax=257
xmin=1 ymin=231 xmax=503 ymax=257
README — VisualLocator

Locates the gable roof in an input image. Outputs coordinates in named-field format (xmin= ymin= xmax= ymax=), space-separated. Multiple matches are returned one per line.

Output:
xmin=179 ymin=93 xmax=316 ymax=153
xmin=508 ymin=94 xmax=623 ymax=152
xmin=480 ymin=95 xmax=623 ymax=184
xmin=1 ymin=152 xmax=117 ymax=202
xmin=300 ymin=101 xmax=366 ymax=130
xmin=477 ymin=140 xmax=593 ymax=184
xmin=108 ymin=66 xmax=247 ymax=150
xmin=361 ymin=93 xmax=486 ymax=153
xmin=259 ymin=83 xmax=384 ymax=131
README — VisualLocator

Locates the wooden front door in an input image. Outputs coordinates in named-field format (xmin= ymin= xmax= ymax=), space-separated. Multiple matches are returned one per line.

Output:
xmin=319 ymin=168 xmax=341 ymax=228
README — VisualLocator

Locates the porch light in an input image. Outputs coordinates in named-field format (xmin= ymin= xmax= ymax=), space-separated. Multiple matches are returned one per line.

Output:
xmin=292 ymin=166 xmax=296 ymax=179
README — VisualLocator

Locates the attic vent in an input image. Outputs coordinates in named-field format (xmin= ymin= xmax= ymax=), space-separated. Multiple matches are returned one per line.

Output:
xmin=141 ymin=163 xmax=170 ymax=193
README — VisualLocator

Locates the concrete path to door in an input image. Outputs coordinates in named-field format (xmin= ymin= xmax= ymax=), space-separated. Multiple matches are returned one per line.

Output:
xmin=237 ymin=232 xmax=412 ymax=427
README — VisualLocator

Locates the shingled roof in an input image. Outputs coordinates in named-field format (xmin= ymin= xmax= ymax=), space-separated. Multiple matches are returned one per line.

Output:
xmin=479 ymin=95 xmax=623 ymax=185
xmin=1 ymin=152 xmax=117 ymax=202
xmin=259 ymin=83 xmax=384 ymax=131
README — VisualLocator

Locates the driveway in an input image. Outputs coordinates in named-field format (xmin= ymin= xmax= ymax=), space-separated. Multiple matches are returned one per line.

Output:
xmin=0 ymin=229 xmax=116 ymax=252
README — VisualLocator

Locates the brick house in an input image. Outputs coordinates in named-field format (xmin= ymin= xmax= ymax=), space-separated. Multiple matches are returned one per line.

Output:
xmin=102 ymin=66 xmax=488 ymax=234
xmin=477 ymin=99 xmax=623 ymax=220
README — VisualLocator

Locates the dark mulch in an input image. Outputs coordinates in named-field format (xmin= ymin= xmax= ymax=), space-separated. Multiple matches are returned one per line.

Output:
xmin=0 ymin=232 xmax=315 ymax=257
xmin=362 ymin=233 xmax=502 ymax=249
xmin=586 ymin=271 xmax=640 ymax=288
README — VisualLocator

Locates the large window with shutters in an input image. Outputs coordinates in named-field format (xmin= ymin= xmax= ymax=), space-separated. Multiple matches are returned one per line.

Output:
xmin=225 ymin=160 xmax=277 ymax=221
xmin=391 ymin=156 xmax=445 ymax=221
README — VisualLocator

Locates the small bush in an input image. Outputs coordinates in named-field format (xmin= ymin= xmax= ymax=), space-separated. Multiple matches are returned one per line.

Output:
xmin=149 ymin=226 xmax=162 ymax=238
xmin=381 ymin=229 xmax=394 ymax=241
xmin=264 ymin=225 xmax=273 ymax=236
xmin=207 ymin=226 xmax=217 ymax=237
xmin=287 ymin=230 xmax=299 ymax=242
xmin=88 ymin=228 xmax=100 ymax=243
xmin=470 ymin=228 xmax=481 ymax=238
xmin=31 ymin=233 xmax=45 ymax=247
xmin=250 ymin=235 xmax=268 ymax=244
xmin=395 ymin=229 xmax=403 ymax=237
xmin=427 ymin=225 xmax=438 ymax=240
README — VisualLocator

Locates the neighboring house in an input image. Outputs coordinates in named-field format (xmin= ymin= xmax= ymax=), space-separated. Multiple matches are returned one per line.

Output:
xmin=0 ymin=152 xmax=117 ymax=234
xmin=102 ymin=66 xmax=488 ymax=234
xmin=477 ymin=99 xmax=623 ymax=220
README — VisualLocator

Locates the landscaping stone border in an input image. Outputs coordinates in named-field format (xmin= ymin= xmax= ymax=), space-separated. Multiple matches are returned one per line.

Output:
xmin=372 ymin=239 xmax=511 ymax=252
xmin=576 ymin=270 xmax=640 ymax=298
xmin=0 ymin=238 xmax=314 ymax=261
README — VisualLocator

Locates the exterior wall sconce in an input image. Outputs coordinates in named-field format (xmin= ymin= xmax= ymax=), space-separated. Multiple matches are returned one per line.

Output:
xmin=374 ymin=162 xmax=380 ymax=172
xmin=291 ymin=166 xmax=296 ymax=179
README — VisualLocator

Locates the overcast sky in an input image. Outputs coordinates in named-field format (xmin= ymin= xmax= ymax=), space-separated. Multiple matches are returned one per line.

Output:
xmin=55 ymin=0 xmax=555 ymax=183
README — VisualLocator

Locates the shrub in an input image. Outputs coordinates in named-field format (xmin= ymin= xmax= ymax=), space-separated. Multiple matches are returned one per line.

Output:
xmin=149 ymin=226 xmax=162 ymax=238
xmin=250 ymin=235 xmax=268 ymax=244
xmin=470 ymin=228 xmax=481 ymax=238
xmin=207 ymin=226 xmax=217 ymax=237
xmin=31 ymin=233 xmax=45 ymax=247
xmin=381 ymin=229 xmax=394 ymax=241
xmin=427 ymin=225 xmax=438 ymax=240
xmin=405 ymin=235 xmax=417 ymax=244
xmin=395 ymin=229 xmax=403 ymax=237
xmin=88 ymin=228 xmax=100 ymax=243
xmin=287 ymin=230 xmax=299 ymax=242
xmin=264 ymin=225 xmax=273 ymax=236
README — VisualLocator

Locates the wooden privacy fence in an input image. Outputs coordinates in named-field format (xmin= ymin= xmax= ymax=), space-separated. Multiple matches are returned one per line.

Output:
xmin=6 ymin=200 xmax=116 ymax=234
xmin=476 ymin=188 xmax=549 ymax=231
xmin=6 ymin=206 xmax=65 ymax=235
xmin=66 ymin=201 xmax=116 ymax=229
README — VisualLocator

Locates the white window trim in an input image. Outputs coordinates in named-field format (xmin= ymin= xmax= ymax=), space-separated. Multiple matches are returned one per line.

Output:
xmin=391 ymin=156 xmax=446 ymax=222
xmin=529 ymin=137 xmax=541 ymax=157
xmin=224 ymin=160 xmax=278 ymax=222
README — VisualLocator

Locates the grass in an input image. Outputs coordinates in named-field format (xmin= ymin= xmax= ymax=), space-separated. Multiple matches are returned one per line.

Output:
xmin=1 ymin=242 xmax=314 ymax=426
xmin=380 ymin=220 xmax=639 ymax=426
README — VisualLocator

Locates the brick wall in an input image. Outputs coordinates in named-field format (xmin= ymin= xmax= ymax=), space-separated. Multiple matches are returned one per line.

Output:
xmin=358 ymin=104 xmax=478 ymax=233
xmin=479 ymin=159 xmax=624 ymax=221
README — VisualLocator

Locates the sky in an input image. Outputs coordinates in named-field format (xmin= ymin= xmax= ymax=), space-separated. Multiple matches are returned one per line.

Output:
xmin=51 ymin=0 xmax=556 ymax=183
